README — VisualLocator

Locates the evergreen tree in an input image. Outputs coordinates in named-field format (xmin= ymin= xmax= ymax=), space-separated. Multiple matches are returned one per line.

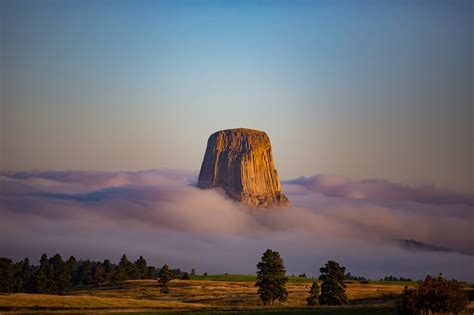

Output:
xmin=255 ymin=249 xmax=288 ymax=305
xmin=134 ymin=256 xmax=148 ymax=279
xmin=53 ymin=258 xmax=71 ymax=294
xmin=66 ymin=256 xmax=77 ymax=281
xmin=19 ymin=258 xmax=34 ymax=293
xmin=33 ymin=268 xmax=48 ymax=293
xmin=0 ymin=258 xmax=14 ymax=292
xmin=146 ymin=266 xmax=157 ymax=279
xmin=74 ymin=260 xmax=93 ymax=285
xmin=318 ymin=260 xmax=348 ymax=305
xmin=13 ymin=261 xmax=25 ymax=292
xmin=114 ymin=255 xmax=130 ymax=282
xmin=181 ymin=272 xmax=190 ymax=280
xmin=12 ymin=258 xmax=34 ymax=293
xmin=38 ymin=254 xmax=54 ymax=293
xmin=158 ymin=264 xmax=173 ymax=293
xmin=306 ymin=281 xmax=320 ymax=306
xmin=25 ymin=258 xmax=35 ymax=293
xmin=191 ymin=268 xmax=196 ymax=276
xmin=102 ymin=259 xmax=115 ymax=282
xmin=92 ymin=263 xmax=105 ymax=284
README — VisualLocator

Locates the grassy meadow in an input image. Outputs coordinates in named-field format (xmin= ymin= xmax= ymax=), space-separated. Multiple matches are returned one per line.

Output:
xmin=0 ymin=276 xmax=412 ymax=314
xmin=1 ymin=276 xmax=472 ymax=314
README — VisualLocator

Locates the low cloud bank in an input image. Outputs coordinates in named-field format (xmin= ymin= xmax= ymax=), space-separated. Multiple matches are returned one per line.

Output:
xmin=286 ymin=174 xmax=473 ymax=206
xmin=1 ymin=170 xmax=473 ymax=281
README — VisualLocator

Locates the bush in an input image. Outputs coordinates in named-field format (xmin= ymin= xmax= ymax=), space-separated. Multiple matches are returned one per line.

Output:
xmin=397 ymin=274 xmax=468 ymax=314
xmin=181 ymin=272 xmax=190 ymax=280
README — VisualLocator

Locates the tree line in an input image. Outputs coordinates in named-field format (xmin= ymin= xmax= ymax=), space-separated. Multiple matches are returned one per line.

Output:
xmin=0 ymin=254 xmax=186 ymax=294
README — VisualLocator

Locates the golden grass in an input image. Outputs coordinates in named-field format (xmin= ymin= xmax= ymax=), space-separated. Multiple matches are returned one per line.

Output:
xmin=0 ymin=293 xmax=206 ymax=309
xmin=0 ymin=279 xmax=415 ymax=311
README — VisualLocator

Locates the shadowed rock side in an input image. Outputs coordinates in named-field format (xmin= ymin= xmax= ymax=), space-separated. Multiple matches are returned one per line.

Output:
xmin=198 ymin=128 xmax=289 ymax=208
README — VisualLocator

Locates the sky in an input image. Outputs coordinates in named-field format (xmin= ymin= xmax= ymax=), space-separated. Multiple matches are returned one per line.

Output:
xmin=1 ymin=0 xmax=473 ymax=193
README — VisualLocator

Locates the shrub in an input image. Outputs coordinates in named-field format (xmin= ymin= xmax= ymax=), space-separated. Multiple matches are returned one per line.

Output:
xmin=397 ymin=274 xmax=468 ymax=314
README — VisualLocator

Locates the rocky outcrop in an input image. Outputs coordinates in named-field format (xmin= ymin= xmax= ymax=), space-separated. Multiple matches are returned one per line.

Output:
xmin=198 ymin=128 xmax=289 ymax=208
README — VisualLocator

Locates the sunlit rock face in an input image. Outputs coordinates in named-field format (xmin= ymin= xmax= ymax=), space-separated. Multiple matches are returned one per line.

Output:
xmin=198 ymin=128 xmax=289 ymax=208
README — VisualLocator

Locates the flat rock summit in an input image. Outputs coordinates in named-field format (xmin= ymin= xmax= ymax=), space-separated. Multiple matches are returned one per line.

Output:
xmin=198 ymin=128 xmax=289 ymax=208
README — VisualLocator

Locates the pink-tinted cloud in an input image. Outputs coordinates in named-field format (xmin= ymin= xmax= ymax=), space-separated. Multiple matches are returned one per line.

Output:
xmin=286 ymin=174 xmax=473 ymax=205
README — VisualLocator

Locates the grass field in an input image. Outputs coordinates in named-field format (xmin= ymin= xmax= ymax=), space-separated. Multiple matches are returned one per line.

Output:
xmin=0 ymin=277 xmax=470 ymax=314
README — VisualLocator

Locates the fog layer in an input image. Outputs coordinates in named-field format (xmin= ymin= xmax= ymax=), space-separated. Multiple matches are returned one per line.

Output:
xmin=1 ymin=170 xmax=473 ymax=281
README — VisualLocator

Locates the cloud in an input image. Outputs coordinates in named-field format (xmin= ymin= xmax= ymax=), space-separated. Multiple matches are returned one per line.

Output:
xmin=1 ymin=170 xmax=473 ymax=281
xmin=286 ymin=174 xmax=473 ymax=206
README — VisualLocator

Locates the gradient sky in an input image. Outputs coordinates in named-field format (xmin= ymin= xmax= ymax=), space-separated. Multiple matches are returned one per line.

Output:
xmin=1 ymin=0 xmax=472 ymax=192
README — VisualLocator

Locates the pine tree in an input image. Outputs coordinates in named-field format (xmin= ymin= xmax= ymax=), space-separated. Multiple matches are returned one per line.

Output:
xmin=146 ymin=266 xmax=157 ymax=279
xmin=158 ymin=264 xmax=173 ymax=293
xmin=113 ymin=255 xmax=130 ymax=282
xmin=318 ymin=260 xmax=348 ymax=305
xmin=66 ymin=256 xmax=77 ymax=282
xmin=0 ymin=258 xmax=14 ymax=292
xmin=102 ymin=259 xmax=115 ymax=282
xmin=54 ymin=260 xmax=71 ymax=294
xmin=134 ymin=256 xmax=148 ymax=279
xmin=75 ymin=260 xmax=93 ymax=285
xmin=92 ymin=263 xmax=105 ymax=284
xmin=255 ymin=249 xmax=288 ymax=305
xmin=20 ymin=258 xmax=34 ymax=293
xmin=13 ymin=261 xmax=25 ymax=292
xmin=306 ymin=281 xmax=320 ymax=306
xmin=38 ymin=254 xmax=54 ymax=293
xmin=33 ymin=268 xmax=48 ymax=293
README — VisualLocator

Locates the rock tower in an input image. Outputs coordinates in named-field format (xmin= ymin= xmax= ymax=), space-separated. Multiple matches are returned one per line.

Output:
xmin=197 ymin=128 xmax=289 ymax=207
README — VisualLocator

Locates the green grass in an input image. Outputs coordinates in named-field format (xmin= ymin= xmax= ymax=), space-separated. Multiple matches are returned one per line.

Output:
xmin=189 ymin=274 xmax=257 ymax=282
xmin=366 ymin=280 xmax=415 ymax=286
xmin=190 ymin=274 xmax=414 ymax=286
xmin=190 ymin=274 xmax=316 ymax=283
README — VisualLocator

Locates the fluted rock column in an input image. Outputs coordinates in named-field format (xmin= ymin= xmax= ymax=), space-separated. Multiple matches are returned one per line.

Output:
xmin=198 ymin=128 xmax=289 ymax=207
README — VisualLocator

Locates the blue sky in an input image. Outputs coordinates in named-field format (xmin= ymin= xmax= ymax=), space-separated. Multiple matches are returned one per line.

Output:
xmin=1 ymin=0 xmax=472 ymax=192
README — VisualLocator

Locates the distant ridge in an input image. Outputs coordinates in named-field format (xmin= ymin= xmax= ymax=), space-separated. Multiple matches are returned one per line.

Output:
xmin=399 ymin=239 xmax=473 ymax=256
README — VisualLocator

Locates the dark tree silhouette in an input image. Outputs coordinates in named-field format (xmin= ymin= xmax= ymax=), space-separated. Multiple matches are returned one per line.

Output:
xmin=397 ymin=274 xmax=468 ymax=314
xmin=158 ymin=264 xmax=173 ymax=293
xmin=318 ymin=260 xmax=348 ymax=305
xmin=0 ymin=254 xmax=169 ymax=294
xmin=0 ymin=258 xmax=14 ymax=292
xmin=113 ymin=255 xmax=130 ymax=282
xmin=66 ymin=256 xmax=77 ymax=283
xmin=102 ymin=259 xmax=115 ymax=282
xmin=307 ymin=281 xmax=320 ymax=306
xmin=181 ymin=272 xmax=190 ymax=280
xmin=13 ymin=258 xmax=33 ymax=292
xmin=39 ymin=254 xmax=54 ymax=293
xmin=255 ymin=249 xmax=288 ymax=305
xmin=134 ymin=256 xmax=148 ymax=279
